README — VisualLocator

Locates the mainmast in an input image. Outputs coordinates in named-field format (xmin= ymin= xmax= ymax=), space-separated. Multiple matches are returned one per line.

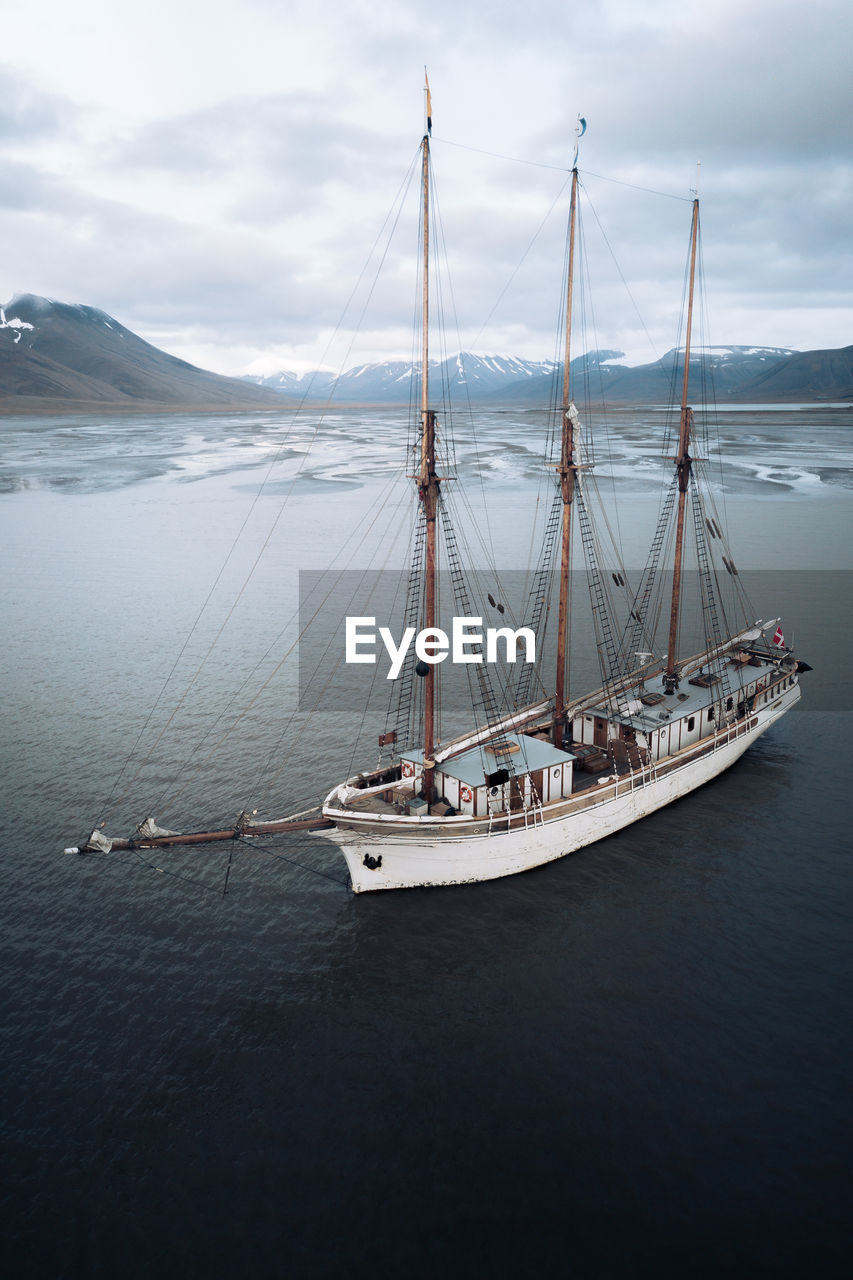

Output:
xmin=418 ymin=77 xmax=440 ymax=805
xmin=664 ymin=193 xmax=700 ymax=692
xmin=552 ymin=137 xmax=581 ymax=747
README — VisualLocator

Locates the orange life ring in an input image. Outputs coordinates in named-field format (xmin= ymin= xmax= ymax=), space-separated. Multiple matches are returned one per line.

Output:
xmin=401 ymin=760 xmax=414 ymax=778
xmin=460 ymin=784 xmax=473 ymax=804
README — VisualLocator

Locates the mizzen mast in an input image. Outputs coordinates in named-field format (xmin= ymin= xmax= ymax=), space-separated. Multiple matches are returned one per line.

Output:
xmin=418 ymin=74 xmax=441 ymax=805
xmin=552 ymin=126 xmax=582 ymax=747
xmin=664 ymin=190 xmax=700 ymax=693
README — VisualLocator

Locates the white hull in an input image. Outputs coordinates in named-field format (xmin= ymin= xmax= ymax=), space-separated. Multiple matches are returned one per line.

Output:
xmin=320 ymin=683 xmax=799 ymax=892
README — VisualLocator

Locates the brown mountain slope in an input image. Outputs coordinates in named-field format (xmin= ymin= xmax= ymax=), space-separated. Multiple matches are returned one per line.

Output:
xmin=737 ymin=345 xmax=853 ymax=400
xmin=0 ymin=295 xmax=289 ymax=413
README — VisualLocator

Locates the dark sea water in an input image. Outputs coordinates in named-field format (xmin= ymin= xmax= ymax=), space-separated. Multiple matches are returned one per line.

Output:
xmin=1 ymin=406 xmax=852 ymax=1278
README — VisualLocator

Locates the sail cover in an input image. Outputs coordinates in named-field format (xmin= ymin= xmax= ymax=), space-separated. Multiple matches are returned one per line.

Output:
xmin=136 ymin=817 xmax=177 ymax=839
xmin=85 ymin=829 xmax=113 ymax=853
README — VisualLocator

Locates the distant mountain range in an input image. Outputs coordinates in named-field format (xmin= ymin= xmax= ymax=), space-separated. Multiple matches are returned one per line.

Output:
xmin=1 ymin=294 xmax=851 ymax=412
xmin=242 ymin=352 xmax=564 ymax=401
xmin=245 ymin=345 xmax=853 ymax=404
xmin=0 ymin=295 xmax=284 ymax=412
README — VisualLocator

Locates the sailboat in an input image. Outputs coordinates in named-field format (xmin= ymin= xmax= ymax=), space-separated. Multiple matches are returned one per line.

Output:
xmin=67 ymin=101 xmax=807 ymax=892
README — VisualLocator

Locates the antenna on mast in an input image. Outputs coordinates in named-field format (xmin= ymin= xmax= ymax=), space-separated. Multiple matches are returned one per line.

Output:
xmin=424 ymin=68 xmax=432 ymax=137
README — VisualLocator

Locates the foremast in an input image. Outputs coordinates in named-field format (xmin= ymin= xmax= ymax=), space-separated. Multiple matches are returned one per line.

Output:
xmin=552 ymin=145 xmax=580 ymax=747
xmin=418 ymin=80 xmax=441 ymax=805
xmin=664 ymin=192 xmax=700 ymax=693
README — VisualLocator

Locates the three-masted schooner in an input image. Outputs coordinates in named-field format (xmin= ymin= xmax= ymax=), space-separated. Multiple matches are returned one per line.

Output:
xmin=315 ymin=111 xmax=804 ymax=891
xmin=68 ymin=100 xmax=806 ymax=892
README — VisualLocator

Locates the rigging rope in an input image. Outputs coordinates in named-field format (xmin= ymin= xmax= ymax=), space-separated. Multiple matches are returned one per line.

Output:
xmin=235 ymin=836 xmax=350 ymax=889
xmin=434 ymin=137 xmax=692 ymax=204
xmin=97 ymin=150 xmax=424 ymax=828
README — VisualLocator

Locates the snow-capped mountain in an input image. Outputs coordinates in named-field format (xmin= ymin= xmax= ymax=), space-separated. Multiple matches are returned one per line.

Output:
xmin=490 ymin=344 xmax=853 ymax=404
xmin=244 ymin=352 xmax=561 ymax=402
xmin=578 ymin=345 xmax=800 ymax=402
xmin=242 ymin=368 xmax=337 ymax=396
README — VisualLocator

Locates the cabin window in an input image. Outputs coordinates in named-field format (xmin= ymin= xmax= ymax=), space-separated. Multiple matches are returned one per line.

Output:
xmin=708 ymin=707 xmax=715 ymax=721
xmin=726 ymin=696 xmax=733 ymax=710
xmin=687 ymin=717 xmax=695 ymax=731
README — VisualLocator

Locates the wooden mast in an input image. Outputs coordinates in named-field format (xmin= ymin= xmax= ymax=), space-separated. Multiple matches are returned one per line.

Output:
xmin=552 ymin=157 xmax=580 ymax=747
xmin=664 ymin=193 xmax=700 ymax=692
xmin=419 ymin=78 xmax=440 ymax=805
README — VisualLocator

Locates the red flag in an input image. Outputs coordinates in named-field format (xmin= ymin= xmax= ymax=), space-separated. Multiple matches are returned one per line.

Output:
xmin=772 ymin=625 xmax=784 ymax=647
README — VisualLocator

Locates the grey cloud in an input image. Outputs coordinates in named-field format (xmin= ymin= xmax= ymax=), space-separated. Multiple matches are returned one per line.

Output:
xmin=107 ymin=91 xmax=410 ymax=221
xmin=0 ymin=159 xmax=87 ymax=213
xmin=0 ymin=159 xmax=325 ymax=342
xmin=0 ymin=64 xmax=75 ymax=142
xmin=1 ymin=0 xmax=849 ymax=372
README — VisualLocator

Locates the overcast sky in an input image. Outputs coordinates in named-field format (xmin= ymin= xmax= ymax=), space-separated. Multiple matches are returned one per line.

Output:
xmin=2 ymin=0 xmax=850 ymax=376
